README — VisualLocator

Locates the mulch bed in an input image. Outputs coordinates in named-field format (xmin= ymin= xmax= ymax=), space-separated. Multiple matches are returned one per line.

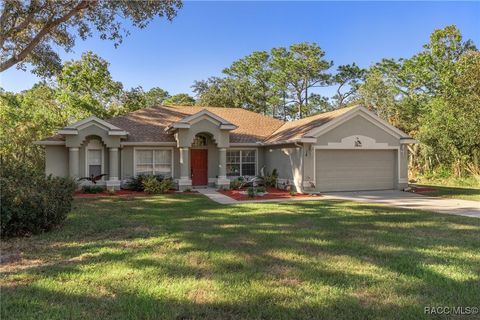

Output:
xmin=74 ymin=189 xmax=198 ymax=198
xmin=219 ymin=187 xmax=321 ymax=201
xmin=407 ymin=186 xmax=438 ymax=193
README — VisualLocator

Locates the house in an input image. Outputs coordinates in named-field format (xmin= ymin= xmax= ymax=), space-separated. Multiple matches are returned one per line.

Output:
xmin=35 ymin=105 xmax=417 ymax=193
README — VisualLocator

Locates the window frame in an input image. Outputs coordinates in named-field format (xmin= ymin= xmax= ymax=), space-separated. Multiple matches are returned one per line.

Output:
xmin=134 ymin=147 xmax=174 ymax=177
xmin=226 ymin=148 xmax=258 ymax=177
xmin=85 ymin=139 xmax=105 ymax=180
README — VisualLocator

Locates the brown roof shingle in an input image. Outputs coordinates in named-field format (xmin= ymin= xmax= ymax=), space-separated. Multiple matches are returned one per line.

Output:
xmin=40 ymin=105 xmax=354 ymax=144
xmin=107 ymin=106 xmax=285 ymax=143
xmin=264 ymin=106 xmax=356 ymax=143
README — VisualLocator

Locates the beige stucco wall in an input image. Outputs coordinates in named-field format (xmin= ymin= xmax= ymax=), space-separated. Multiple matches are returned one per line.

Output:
xmin=176 ymin=119 xmax=230 ymax=148
xmin=263 ymin=144 xmax=303 ymax=191
xmin=65 ymin=124 xmax=122 ymax=148
xmin=45 ymin=146 xmax=69 ymax=177
xmin=315 ymin=115 xmax=400 ymax=147
xmin=304 ymin=114 xmax=408 ymax=191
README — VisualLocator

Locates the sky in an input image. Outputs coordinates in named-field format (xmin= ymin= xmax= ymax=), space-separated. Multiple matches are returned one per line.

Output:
xmin=1 ymin=1 xmax=479 ymax=97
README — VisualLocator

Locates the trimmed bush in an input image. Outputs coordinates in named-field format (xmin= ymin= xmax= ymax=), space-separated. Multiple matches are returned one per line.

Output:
xmin=0 ymin=161 xmax=76 ymax=238
xmin=247 ymin=186 xmax=256 ymax=198
xmin=142 ymin=176 xmax=173 ymax=194
xmin=125 ymin=174 xmax=166 ymax=191
xmin=81 ymin=185 xmax=104 ymax=194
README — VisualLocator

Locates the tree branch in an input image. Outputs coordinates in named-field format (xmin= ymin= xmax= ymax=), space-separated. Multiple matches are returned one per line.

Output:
xmin=0 ymin=0 xmax=92 ymax=72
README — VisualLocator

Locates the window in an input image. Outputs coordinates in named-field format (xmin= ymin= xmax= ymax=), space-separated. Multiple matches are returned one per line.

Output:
xmin=88 ymin=149 xmax=102 ymax=177
xmin=135 ymin=149 xmax=172 ymax=177
xmin=226 ymin=150 xmax=256 ymax=177
xmin=192 ymin=135 xmax=207 ymax=147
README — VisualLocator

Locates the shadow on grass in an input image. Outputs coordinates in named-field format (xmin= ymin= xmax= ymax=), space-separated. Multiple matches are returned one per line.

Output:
xmin=1 ymin=195 xmax=479 ymax=319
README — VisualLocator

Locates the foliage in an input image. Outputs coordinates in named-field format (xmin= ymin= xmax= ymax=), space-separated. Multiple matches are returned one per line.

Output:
xmin=193 ymin=42 xmax=361 ymax=119
xmin=229 ymin=178 xmax=242 ymax=190
xmin=256 ymin=186 xmax=266 ymax=193
xmin=81 ymin=185 xmax=104 ymax=194
xmin=125 ymin=174 xmax=166 ymax=192
xmin=264 ymin=169 xmax=278 ymax=187
xmin=142 ymin=175 xmax=172 ymax=194
xmin=358 ymin=25 xmax=479 ymax=177
xmin=0 ymin=160 xmax=76 ymax=238
xmin=144 ymin=87 xmax=171 ymax=106
xmin=57 ymin=52 xmax=124 ymax=120
xmin=247 ymin=186 xmax=256 ymax=198
xmin=0 ymin=0 xmax=182 ymax=75
xmin=0 ymin=83 xmax=68 ymax=169
xmin=163 ymin=93 xmax=195 ymax=106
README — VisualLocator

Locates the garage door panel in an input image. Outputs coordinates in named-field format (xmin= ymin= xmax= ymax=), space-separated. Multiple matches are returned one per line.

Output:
xmin=316 ymin=150 xmax=395 ymax=192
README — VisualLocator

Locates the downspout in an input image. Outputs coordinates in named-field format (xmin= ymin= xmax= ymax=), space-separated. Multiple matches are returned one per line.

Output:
xmin=294 ymin=141 xmax=303 ymax=193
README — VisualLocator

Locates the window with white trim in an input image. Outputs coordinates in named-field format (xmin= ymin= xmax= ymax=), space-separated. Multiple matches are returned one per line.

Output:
xmin=226 ymin=150 xmax=256 ymax=177
xmin=87 ymin=149 xmax=102 ymax=177
xmin=135 ymin=149 xmax=172 ymax=176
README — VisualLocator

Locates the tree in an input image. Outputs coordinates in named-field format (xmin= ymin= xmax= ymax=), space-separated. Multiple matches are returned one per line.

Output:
xmin=192 ymin=77 xmax=241 ymax=108
xmin=331 ymin=63 xmax=366 ymax=107
xmin=0 ymin=0 xmax=182 ymax=76
xmin=280 ymin=43 xmax=332 ymax=118
xmin=0 ymin=83 xmax=67 ymax=168
xmin=223 ymin=51 xmax=274 ymax=115
xmin=163 ymin=93 xmax=195 ymax=106
xmin=56 ymin=51 xmax=123 ymax=120
xmin=145 ymin=87 xmax=170 ymax=106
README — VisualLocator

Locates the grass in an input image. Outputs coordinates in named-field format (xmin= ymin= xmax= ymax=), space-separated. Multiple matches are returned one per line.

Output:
xmin=416 ymin=185 xmax=480 ymax=201
xmin=1 ymin=195 xmax=479 ymax=319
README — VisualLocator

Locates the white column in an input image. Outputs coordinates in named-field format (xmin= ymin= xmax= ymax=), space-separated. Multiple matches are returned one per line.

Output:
xmin=69 ymin=147 xmax=80 ymax=178
xmin=218 ymin=148 xmax=227 ymax=179
xmin=178 ymin=147 xmax=192 ymax=191
xmin=106 ymin=147 xmax=120 ymax=191
xmin=216 ymin=148 xmax=230 ymax=189
xmin=109 ymin=148 xmax=119 ymax=181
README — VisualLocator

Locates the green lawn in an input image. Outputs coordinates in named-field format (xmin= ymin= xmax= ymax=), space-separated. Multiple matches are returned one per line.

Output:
xmin=417 ymin=185 xmax=480 ymax=201
xmin=1 ymin=195 xmax=479 ymax=319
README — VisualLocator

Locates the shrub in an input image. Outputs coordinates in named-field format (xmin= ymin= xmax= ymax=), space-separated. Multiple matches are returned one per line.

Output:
xmin=256 ymin=186 xmax=266 ymax=193
xmin=230 ymin=179 xmax=242 ymax=190
xmin=81 ymin=185 xmax=104 ymax=194
xmin=142 ymin=176 xmax=173 ymax=194
xmin=264 ymin=168 xmax=278 ymax=187
xmin=125 ymin=174 xmax=165 ymax=191
xmin=0 ymin=161 xmax=76 ymax=238
xmin=247 ymin=187 xmax=256 ymax=198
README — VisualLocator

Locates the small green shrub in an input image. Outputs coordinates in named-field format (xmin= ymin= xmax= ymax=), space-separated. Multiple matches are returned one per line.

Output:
xmin=81 ymin=185 xmax=104 ymax=194
xmin=125 ymin=174 xmax=166 ymax=191
xmin=247 ymin=187 xmax=256 ymax=198
xmin=142 ymin=176 xmax=173 ymax=194
xmin=264 ymin=168 xmax=278 ymax=187
xmin=256 ymin=186 xmax=266 ymax=193
xmin=230 ymin=179 xmax=242 ymax=190
xmin=1 ymin=161 xmax=76 ymax=238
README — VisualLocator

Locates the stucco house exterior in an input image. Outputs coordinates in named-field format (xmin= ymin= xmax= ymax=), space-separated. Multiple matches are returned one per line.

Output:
xmin=35 ymin=105 xmax=416 ymax=192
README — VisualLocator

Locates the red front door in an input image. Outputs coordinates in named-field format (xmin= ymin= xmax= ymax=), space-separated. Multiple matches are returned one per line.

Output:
xmin=191 ymin=149 xmax=208 ymax=186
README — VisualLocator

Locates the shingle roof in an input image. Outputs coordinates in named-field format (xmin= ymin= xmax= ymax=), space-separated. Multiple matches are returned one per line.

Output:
xmin=107 ymin=106 xmax=285 ymax=143
xmin=264 ymin=106 xmax=356 ymax=143
xmin=40 ymin=105 xmax=354 ymax=144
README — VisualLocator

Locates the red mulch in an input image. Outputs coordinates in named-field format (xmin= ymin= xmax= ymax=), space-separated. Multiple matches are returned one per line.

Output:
xmin=219 ymin=187 xmax=320 ymax=201
xmin=74 ymin=189 xmax=197 ymax=198
xmin=408 ymin=186 xmax=437 ymax=193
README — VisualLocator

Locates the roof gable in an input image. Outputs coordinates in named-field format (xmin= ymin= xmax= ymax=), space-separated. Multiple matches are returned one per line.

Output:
xmin=167 ymin=109 xmax=238 ymax=131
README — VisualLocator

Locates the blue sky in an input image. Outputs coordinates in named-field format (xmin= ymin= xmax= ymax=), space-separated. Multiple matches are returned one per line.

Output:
xmin=1 ymin=1 xmax=479 ymax=97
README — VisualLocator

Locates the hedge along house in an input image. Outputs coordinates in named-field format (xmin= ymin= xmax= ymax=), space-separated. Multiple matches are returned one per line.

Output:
xmin=35 ymin=105 xmax=417 ymax=192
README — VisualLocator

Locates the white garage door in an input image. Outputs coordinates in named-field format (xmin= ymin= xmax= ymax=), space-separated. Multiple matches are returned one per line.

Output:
xmin=315 ymin=150 xmax=396 ymax=192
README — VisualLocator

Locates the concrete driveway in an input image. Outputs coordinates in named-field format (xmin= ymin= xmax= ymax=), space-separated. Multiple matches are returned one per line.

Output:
xmin=323 ymin=190 xmax=480 ymax=218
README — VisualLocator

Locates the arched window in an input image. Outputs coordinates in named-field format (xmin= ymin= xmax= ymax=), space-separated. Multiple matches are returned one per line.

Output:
xmin=192 ymin=135 xmax=207 ymax=147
